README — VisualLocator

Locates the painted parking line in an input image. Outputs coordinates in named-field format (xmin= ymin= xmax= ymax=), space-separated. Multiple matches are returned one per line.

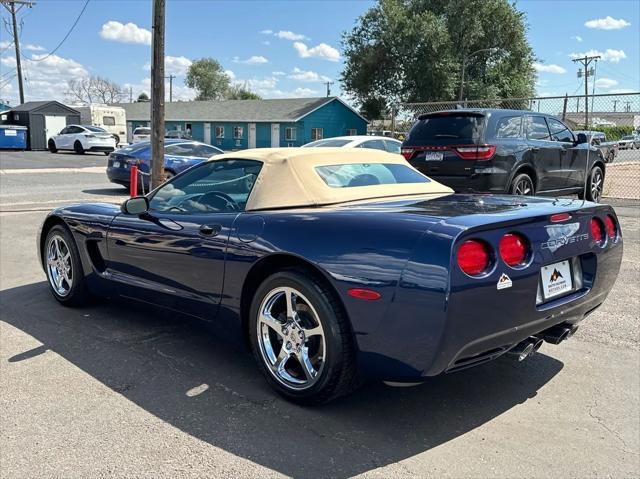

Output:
xmin=0 ymin=166 xmax=106 ymax=175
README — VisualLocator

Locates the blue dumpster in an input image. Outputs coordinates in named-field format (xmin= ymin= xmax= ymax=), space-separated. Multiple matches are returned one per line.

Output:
xmin=0 ymin=125 xmax=28 ymax=150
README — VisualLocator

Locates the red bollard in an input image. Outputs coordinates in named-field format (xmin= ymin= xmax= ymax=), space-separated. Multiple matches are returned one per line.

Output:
xmin=130 ymin=165 xmax=138 ymax=197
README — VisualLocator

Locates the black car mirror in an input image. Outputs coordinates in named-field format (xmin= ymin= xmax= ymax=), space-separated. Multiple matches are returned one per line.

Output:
xmin=576 ymin=133 xmax=588 ymax=144
xmin=122 ymin=196 xmax=149 ymax=215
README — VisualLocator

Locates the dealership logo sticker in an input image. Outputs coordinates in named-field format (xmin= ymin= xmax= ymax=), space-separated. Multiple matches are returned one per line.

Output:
xmin=541 ymin=222 xmax=588 ymax=252
xmin=497 ymin=273 xmax=512 ymax=290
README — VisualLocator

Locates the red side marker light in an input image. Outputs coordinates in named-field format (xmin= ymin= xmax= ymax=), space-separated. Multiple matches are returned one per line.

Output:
xmin=550 ymin=213 xmax=571 ymax=223
xmin=348 ymin=288 xmax=382 ymax=301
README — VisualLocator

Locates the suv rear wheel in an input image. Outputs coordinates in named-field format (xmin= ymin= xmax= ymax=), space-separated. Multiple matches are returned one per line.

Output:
xmin=510 ymin=173 xmax=534 ymax=196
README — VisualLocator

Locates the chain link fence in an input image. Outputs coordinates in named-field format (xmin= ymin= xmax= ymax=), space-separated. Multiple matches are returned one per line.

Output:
xmin=374 ymin=93 xmax=640 ymax=203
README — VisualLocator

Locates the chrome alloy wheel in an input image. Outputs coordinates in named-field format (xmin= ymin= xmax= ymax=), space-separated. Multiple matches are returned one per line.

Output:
xmin=46 ymin=235 xmax=73 ymax=297
xmin=590 ymin=168 xmax=603 ymax=202
xmin=257 ymin=286 xmax=326 ymax=390
xmin=514 ymin=177 xmax=533 ymax=195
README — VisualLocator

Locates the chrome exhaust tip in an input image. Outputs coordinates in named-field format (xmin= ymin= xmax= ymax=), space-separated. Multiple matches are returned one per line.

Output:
xmin=507 ymin=338 xmax=540 ymax=362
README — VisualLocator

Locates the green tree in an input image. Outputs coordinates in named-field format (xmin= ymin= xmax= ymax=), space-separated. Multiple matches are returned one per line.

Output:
xmin=137 ymin=92 xmax=149 ymax=102
xmin=185 ymin=58 xmax=231 ymax=101
xmin=225 ymin=83 xmax=262 ymax=100
xmin=340 ymin=0 xmax=536 ymax=118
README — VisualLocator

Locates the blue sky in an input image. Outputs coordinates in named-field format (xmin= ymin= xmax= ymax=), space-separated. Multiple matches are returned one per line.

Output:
xmin=0 ymin=0 xmax=638 ymax=105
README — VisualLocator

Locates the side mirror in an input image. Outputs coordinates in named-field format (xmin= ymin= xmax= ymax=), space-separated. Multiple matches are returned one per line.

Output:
xmin=576 ymin=133 xmax=588 ymax=144
xmin=121 ymin=196 xmax=149 ymax=215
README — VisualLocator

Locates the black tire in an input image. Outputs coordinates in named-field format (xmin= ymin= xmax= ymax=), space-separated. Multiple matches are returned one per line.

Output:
xmin=43 ymin=224 xmax=90 ymax=306
xmin=510 ymin=173 xmax=535 ymax=196
xmin=74 ymin=141 xmax=85 ymax=155
xmin=48 ymin=139 xmax=57 ymax=153
xmin=249 ymin=270 xmax=358 ymax=405
xmin=584 ymin=166 xmax=604 ymax=203
xmin=113 ymin=134 xmax=120 ymax=145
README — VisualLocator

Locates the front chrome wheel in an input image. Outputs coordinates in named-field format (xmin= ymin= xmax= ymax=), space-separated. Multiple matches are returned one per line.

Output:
xmin=514 ymin=177 xmax=533 ymax=195
xmin=46 ymin=235 xmax=73 ymax=297
xmin=256 ymin=286 xmax=326 ymax=390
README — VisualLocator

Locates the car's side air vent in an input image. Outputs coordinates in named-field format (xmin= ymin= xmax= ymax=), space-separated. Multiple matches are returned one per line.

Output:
xmin=86 ymin=240 xmax=106 ymax=273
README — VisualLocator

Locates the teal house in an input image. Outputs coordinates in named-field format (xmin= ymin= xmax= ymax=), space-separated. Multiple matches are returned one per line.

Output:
xmin=118 ymin=97 xmax=368 ymax=150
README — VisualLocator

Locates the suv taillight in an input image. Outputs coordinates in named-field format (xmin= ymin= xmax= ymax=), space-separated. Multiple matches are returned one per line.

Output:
xmin=401 ymin=148 xmax=414 ymax=160
xmin=453 ymin=145 xmax=496 ymax=160
xmin=457 ymin=240 xmax=491 ymax=276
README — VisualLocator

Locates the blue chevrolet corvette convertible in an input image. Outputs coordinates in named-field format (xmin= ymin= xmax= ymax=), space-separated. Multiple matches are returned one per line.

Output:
xmin=39 ymin=148 xmax=622 ymax=404
xmin=106 ymin=139 xmax=223 ymax=189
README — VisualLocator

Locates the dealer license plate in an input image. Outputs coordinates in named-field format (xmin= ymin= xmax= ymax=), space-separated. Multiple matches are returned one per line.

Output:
xmin=423 ymin=152 xmax=444 ymax=161
xmin=540 ymin=260 xmax=573 ymax=300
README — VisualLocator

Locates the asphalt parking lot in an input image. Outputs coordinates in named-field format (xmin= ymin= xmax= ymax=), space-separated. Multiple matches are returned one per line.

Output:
xmin=0 ymin=150 xmax=639 ymax=478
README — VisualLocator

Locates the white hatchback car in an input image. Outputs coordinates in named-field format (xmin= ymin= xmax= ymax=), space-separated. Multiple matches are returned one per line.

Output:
xmin=302 ymin=135 xmax=402 ymax=154
xmin=132 ymin=127 xmax=152 ymax=143
xmin=48 ymin=125 xmax=116 ymax=155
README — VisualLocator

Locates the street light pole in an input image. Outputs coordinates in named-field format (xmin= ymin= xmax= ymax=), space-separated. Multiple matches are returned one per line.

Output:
xmin=458 ymin=47 xmax=498 ymax=101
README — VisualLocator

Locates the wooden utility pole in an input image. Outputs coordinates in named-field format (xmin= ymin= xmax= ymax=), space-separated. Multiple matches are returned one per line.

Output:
xmin=572 ymin=54 xmax=600 ymax=128
xmin=1 ymin=0 xmax=35 ymax=104
xmin=150 ymin=0 xmax=165 ymax=190
xmin=165 ymin=74 xmax=174 ymax=102
xmin=323 ymin=81 xmax=334 ymax=97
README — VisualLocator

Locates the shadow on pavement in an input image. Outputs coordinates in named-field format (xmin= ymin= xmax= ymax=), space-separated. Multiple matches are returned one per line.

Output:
xmin=82 ymin=188 xmax=129 ymax=197
xmin=1 ymin=282 xmax=564 ymax=478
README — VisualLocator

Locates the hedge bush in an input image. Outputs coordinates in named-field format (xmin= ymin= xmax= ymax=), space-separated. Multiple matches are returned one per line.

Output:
xmin=594 ymin=125 xmax=635 ymax=141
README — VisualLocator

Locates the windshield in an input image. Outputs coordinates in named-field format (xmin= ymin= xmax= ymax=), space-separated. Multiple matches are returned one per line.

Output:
xmin=405 ymin=113 xmax=485 ymax=144
xmin=134 ymin=128 xmax=151 ymax=135
xmin=315 ymin=163 xmax=430 ymax=188
xmin=84 ymin=125 xmax=107 ymax=132
xmin=304 ymin=139 xmax=352 ymax=147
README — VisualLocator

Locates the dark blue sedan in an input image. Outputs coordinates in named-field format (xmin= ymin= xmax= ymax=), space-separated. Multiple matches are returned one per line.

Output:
xmin=39 ymin=148 xmax=622 ymax=404
xmin=106 ymin=139 xmax=223 ymax=189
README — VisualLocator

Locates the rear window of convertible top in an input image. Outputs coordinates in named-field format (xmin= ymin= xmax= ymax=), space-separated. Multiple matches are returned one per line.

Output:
xmin=315 ymin=163 xmax=430 ymax=188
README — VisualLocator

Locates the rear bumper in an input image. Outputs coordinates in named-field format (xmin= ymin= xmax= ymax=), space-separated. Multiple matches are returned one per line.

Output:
xmin=88 ymin=146 xmax=115 ymax=153
xmin=424 ymin=168 xmax=509 ymax=194
xmin=355 ymin=225 xmax=623 ymax=381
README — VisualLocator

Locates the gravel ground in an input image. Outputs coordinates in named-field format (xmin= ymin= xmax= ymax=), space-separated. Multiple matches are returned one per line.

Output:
xmin=0 ymin=153 xmax=638 ymax=478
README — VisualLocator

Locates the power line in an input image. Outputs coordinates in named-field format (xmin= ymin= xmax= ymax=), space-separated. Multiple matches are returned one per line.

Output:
xmin=28 ymin=0 xmax=89 ymax=62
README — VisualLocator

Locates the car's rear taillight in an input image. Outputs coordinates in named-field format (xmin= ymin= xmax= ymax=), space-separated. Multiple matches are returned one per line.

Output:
xmin=457 ymin=240 xmax=491 ymax=276
xmin=591 ymin=217 xmax=604 ymax=245
xmin=499 ymin=233 xmax=528 ymax=267
xmin=605 ymin=215 xmax=617 ymax=239
xmin=453 ymin=145 xmax=496 ymax=160
xmin=401 ymin=148 xmax=414 ymax=160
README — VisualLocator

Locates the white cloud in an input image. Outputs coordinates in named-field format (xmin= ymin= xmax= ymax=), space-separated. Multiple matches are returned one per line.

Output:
xmin=224 ymin=70 xmax=236 ymax=81
xmin=260 ymin=29 xmax=273 ymax=35
xmin=124 ymin=77 xmax=196 ymax=102
xmin=570 ymin=49 xmax=626 ymax=63
xmin=288 ymin=67 xmax=331 ymax=82
xmin=272 ymin=71 xmax=286 ymax=76
xmin=233 ymin=55 xmax=269 ymax=65
xmin=244 ymin=77 xmax=278 ymax=90
xmin=263 ymin=87 xmax=319 ymax=98
xmin=275 ymin=30 xmax=308 ymax=41
xmin=533 ymin=62 xmax=567 ymax=74
xmin=293 ymin=42 xmax=340 ymax=62
xmin=585 ymin=16 xmax=631 ymax=30
xmin=571 ymin=35 xmax=583 ymax=42
xmin=24 ymin=44 xmax=45 ymax=51
xmin=99 ymin=21 xmax=151 ymax=45
xmin=165 ymin=56 xmax=192 ymax=76
xmin=609 ymin=88 xmax=636 ymax=94
xmin=262 ymin=40 xmax=271 ymax=46
xmin=1 ymin=53 xmax=89 ymax=102
xmin=595 ymin=78 xmax=618 ymax=89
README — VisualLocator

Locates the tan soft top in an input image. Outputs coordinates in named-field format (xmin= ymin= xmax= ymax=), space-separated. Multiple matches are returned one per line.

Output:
xmin=211 ymin=148 xmax=453 ymax=211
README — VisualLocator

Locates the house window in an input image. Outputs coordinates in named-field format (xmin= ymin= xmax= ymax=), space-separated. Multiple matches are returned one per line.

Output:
xmin=285 ymin=127 xmax=296 ymax=141
xmin=103 ymin=116 xmax=116 ymax=126
xmin=234 ymin=126 xmax=244 ymax=139
xmin=346 ymin=129 xmax=357 ymax=136
xmin=311 ymin=128 xmax=323 ymax=141
xmin=216 ymin=126 xmax=224 ymax=138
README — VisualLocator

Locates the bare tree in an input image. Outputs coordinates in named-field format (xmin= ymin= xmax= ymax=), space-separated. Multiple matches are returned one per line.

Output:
xmin=66 ymin=76 xmax=127 ymax=104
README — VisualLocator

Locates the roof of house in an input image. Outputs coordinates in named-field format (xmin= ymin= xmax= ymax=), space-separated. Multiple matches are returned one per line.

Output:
xmin=115 ymin=97 xmax=369 ymax=123
xmin=11 ymin=101 xmax=79 ymax=114
xmin=196 ymin=148 xmax=451 ymax=211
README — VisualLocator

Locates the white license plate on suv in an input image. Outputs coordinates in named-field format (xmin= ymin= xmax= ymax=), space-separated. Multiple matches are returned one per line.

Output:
xmin=540 ymin=260 xmax=573 ymax=300
xmin=423 ymin=152 xmax=444 ymax=161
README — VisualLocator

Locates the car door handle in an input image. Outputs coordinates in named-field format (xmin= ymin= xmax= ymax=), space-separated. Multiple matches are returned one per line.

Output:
xmin=199 ymin=224 xmax=221 ymax=236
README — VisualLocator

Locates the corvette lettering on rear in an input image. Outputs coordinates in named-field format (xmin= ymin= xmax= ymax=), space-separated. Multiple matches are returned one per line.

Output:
xmin=541 ymin=222 xmax=589 ymax=252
